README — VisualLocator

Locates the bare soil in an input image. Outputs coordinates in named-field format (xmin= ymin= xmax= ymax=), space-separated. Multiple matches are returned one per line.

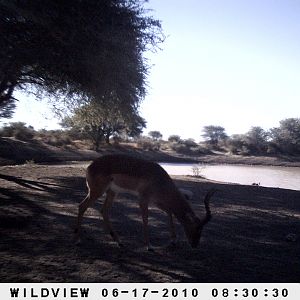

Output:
xmin=0 ymin=162 xmax=299 ymax=282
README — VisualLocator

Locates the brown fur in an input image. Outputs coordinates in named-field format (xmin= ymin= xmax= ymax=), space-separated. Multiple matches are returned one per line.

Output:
xmin=75 ymin=154 xmax=214 ymax=249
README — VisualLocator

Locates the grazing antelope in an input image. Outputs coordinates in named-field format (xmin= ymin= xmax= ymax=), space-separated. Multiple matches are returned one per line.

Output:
xmin=75 ymin=154 xmax=215 ymax=250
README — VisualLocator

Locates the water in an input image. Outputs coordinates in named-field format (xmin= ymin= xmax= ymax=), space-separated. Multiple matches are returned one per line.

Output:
xmin=160 ymin=163 xmax=300 ymax=191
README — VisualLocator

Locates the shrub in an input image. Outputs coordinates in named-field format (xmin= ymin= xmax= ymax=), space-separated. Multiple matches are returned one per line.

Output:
xmin=137 ymin=137 xmax=161 ymax=151
xmin=181 ymin=138 xmax=198 ymax=147
xmin=148 ymin=131 xmax=163 ymax=141
xmin=168 ymin=135 xmax=181 ymax=143
xmin=171 ymin=143 xmax=191 ymax=154
xmin=191 ymin=165 xmax=204 ymax=177
xmin=171 ymin=143 xmax=210 ymax=155
xmin=0 ymin=122 xmax=35 ymax=141
xmin=37 ymin=129 xmax=73 ymax=147
xmin=226 ymin=134 xmax=246 ymax=154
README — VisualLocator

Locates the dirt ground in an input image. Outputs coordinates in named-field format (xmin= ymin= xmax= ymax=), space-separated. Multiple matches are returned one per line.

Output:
xmin=0 ymin=162 xmax=299 ymax=282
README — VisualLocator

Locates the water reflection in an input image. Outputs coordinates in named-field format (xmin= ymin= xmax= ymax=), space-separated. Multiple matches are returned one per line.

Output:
xmin=160 ymin=163 xmax=300 ymax=191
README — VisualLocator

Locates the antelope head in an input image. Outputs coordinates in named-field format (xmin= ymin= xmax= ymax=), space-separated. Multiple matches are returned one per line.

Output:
xmin=183 ymin=189 xmax=216 ymax=248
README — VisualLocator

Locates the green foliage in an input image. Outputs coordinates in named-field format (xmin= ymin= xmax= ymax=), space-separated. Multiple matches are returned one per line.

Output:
xmin=148 ymin=130 xmax=162 ymax=141
xmin=0 ymin=0 xmax=164 ymax=118
xmin=62 ymin=101 xmax=146 ymax=150
xmin=227 ymin=127 xmax=268 ymax=155
xmin=0 ymin=122 xmax=35 ymax=141
xmin=269 ymin=118 xmax=300 ymax=155
xmin=226 ymin=119 xmax=300 ymax=156
xmin=181 ymin=138 xmax=198 ymax=147
xmin=0 ymin=123 xmax=81 ymax=147
xmin=202 ymin=125 xmax=228 ymax=148
xmin=170 ymin=143 xmax=191 ymax=154
xmin=168 ymin=135 xmax=181 ymax=143
xmin=170 ymin=138 xmax=210 ymax=156
xmin=226 ymin=134 xmax=246 ymax=154
xmin=37 ymin=129 xmax=73 ymax=147
xmin=244 ymin=126 xmax=268 ymax=154
xmin=227 ymin=129 xmax=267 ymax=155
xmin=137 ymin=137 xmax=160 ymax=151
xmin=124 ymin=114 xmax=146 ymax=139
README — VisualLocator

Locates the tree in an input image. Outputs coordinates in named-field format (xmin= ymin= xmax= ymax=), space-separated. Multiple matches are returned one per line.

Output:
xmin=226 ymin=127 xmax=268 ymax=155
xmin=0 ymin=122 xmax=35 ymax=140
xmin=244 ymin=126 xmax=268 ymax=154
xmin=62 ymin=100 xmax=146 ymax=150
xmin=0 ymin=0 xmax=163 ymax=118
xmin=202 ymin=125 xmax=228 ymax=148
xmin=183 ymin=138 xmax=198 ymax=147
xmin=269 ymin=118 xmax=300 ymax=155
xmin=148 ymin=130 xmax=162 ymax=141
xmin=124 ymin=114 xmax=146 ymax=139
xmin=226 ymin=134 xmax=246 ymax=154
xmin=168 ymin=135 xmax=181 ymax=143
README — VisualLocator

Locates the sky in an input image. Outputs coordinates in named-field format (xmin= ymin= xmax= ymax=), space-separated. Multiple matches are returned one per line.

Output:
xmin=3 ymin=0 xmax=300 ymax=140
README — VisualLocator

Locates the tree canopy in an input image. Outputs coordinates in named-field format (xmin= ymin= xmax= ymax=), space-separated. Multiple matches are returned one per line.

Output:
xmin=202 ymin=125 xmax=228 ymax=148
xmin=148 ymin=130 xmax=162 ymax=141
xmin=269 ymin=118 xmax=300 ymax=154
xmin=168 ymin=135 xmax=181 ymax=143
xmin=244 ymin=126 xmax=268 ymax=154
xmin=225 ymin=118 xmax=300 ymax=155
xmin=62 ymin=100 xmax=146 ymax=149
xmin=0 ymin=0 xmax=163 ymax=118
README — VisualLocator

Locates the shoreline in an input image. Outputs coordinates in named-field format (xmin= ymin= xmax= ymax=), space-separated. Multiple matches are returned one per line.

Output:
xmin=9 ymin=153 xmax=300 ymax=169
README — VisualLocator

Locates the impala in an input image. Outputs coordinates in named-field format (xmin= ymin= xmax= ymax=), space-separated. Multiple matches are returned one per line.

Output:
xmin=75 ymin=154 xmax=215 ymax=250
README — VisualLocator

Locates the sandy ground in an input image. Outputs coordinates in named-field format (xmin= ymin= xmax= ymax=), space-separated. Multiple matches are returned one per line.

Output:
xmin=0 ymin=162 xmax=299 ymax=282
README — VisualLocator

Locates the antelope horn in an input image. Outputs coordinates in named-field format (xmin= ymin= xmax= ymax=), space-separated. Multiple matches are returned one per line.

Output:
xmin=201 ymin=188 xmax=218 ymax=226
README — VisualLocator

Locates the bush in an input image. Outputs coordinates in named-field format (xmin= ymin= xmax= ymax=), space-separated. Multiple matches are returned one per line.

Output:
xmin=148 ymin=131 xmax=162 ymax=141
xmin=14 ymin=128 xmax=35 ymax=141
xmin=46 ymin=136 xmax=72 ymax=147
xmin=226 ymin=134 xmax=246 ymax=154
xmin=171 ymin=143 xmax=210 ymax=155
xmin=37 ymin=129 xmax=73 ymax=147
xmin=171 ymin=143 xmax=193 ymax=155
xmin=0 ymin=122 xmax=35 ymax=141
xmin=137 ymin=137 xmax=161 ymax=151
xmin=181 ymin=138 xmax=198 ymax=147
xmin=168 ymin=135 xmax=181 ymax=143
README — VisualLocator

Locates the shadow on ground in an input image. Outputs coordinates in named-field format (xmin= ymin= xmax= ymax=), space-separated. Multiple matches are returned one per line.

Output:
xmin=0 ymin=167 xmax=299 ymax=282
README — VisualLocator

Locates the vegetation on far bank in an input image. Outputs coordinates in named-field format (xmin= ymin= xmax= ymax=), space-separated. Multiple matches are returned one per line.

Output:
xmin=1 ymin=121 xmax=300 ymax=167
xmin=1 ymin=1 xmax=299 ymax=166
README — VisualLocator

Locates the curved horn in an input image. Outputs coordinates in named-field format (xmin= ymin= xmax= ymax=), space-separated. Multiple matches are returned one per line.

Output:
xmin=201 ymin=188 xmax=217 ymax=226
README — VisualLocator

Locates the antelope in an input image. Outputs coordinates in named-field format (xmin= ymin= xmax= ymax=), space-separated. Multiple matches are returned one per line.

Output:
xmin=75 ymin=154 xmax=215 ymax=250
